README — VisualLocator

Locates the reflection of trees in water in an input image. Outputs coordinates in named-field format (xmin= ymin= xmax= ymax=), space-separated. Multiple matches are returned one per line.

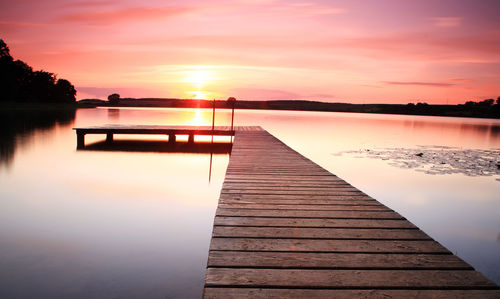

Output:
xmin=0 ymin=108 xmax=76 ymax=167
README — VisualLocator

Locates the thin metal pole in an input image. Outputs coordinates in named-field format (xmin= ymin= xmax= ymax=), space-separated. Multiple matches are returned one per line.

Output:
xmin=231 ymin=102 xmax=234 ymax=131
xmin=212 ymin=99 xmax=215 ymax=131
xmin=209 ymin=99 xmax=215 ymax=182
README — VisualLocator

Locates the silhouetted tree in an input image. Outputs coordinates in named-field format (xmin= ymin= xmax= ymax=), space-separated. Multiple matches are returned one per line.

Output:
xmin=108 ymin=93 xmax=120 ymax=104
xmin=497 ymin=97 xmax=500 ymax=105
xmin=480 ymin=99 xmax=495 ymax=106
xmin=0 ymin=39 xmax=10 ymax=57
xmin=54 ymin=79 xmax=77 ymax=103
xmin=0 ymin=38 xmax=76 ymax=103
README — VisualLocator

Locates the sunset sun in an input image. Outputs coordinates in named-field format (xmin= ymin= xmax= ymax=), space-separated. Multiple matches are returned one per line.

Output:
xmin=184 ymin=69 xmax=216 ymax=88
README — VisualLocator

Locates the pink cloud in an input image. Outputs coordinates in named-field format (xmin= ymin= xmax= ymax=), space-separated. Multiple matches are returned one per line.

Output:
xmin=62 ymin=1 xmax=116 ymax=8
xmin=433 ymin=17 xmax=462 ymax=28
xmin=267 ymin=1 xmax=347 ymax=16
xmin=56 ymin=6 xmax=194 ymax=24
xmin=0 ymin=21 xmax=47 ymax=27
xmin=230 ymin=88 xmax=301 ymax=100
xmin=384 ymin=81 xmax=455 ymax=87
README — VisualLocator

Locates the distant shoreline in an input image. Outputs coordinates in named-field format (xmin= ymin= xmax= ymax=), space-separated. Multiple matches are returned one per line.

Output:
xmin=76 ymin=98 xmax=500 ymax=119
xmin=2 ymin=99 xmax=498 ymax=119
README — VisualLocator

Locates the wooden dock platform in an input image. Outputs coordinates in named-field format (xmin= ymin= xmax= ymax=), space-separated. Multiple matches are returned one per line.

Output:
xmin=73 ymin=125 xmax=236 ymax=148
xmin=203 ymin=127 xmax=499 ymax=298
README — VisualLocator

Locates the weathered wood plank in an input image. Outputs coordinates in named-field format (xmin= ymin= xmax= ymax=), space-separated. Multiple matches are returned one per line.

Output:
xmin=221 ymin=189 xmax=364 ymax=195
xmin=203 ymin=289 xmax=500 ymax=299
xmin=212 ymin=227 xmax=429 ymax=240
xmin=216 ymin=208 xmax=403 ymax=219
xmin=218 ymin=203 xmax=390 ymax=211
xmin=205 ymin=268 xmax=497 ymax=288
xmin=222 ymin=184 xmax=356 ymax=190
xmin=207 ymin=251 xmax=471 ymax=269
xmin=209 ymin=238 xmax=450 ymax=253
xmin=219 ymin=194 xmax=375 ymax=200
xmin=214 ymin=216 xmax=417 ymax=228
xmin=219 ymin=199 xmax=381 ymax=205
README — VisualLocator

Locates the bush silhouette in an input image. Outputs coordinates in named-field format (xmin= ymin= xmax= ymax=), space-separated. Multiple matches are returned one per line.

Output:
xmin=108 ymin=93 xmax=120 ymax=104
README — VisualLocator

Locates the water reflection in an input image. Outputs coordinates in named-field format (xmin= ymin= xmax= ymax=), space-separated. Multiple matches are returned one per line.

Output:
xmin=107 ymin=108 xmax=120 ymax=121
xmin=0 ymin=108 xmax=76 ymax=167
xmin=81 ymin=140 xmax=232 ymax=154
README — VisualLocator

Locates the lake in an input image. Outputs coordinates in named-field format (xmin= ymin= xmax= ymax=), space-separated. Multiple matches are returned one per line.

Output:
xmin=1 ymin=107 xmax=499 ymax=298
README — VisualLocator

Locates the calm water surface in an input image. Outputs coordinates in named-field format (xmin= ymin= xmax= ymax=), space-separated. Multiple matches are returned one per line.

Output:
xmin=0 ymin=107 xmax=499 ymax=298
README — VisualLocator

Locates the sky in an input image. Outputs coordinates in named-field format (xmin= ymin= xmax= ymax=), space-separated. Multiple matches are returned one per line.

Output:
xmin=1 ymin=0 xmax=499 ymax=104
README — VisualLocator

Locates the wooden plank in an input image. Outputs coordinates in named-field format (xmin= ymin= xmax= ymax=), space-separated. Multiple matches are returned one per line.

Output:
xmin=224 ymin=175 xmax=342 ymax=180
xmin=223 ymin=182 xmax=353 ymax=187
xmin=220 ymin=193 xmax=372 ymax=200
xmin=219 ymin=199 xmax=381 ymax=205
xmin=205 ymin=268 xmax=497 ymax=288
xmin=221 ymin=189 xmax=364 ymax=195
xmin=218 ymin=203 xmax=390 ymax=211
xmin=212 ymin=227 xmax=429 ymax=240
xmin=203 ymin=289 xmax=500 ymax=299
xmin=209 ymin=238 xmax=450 ymax=253
xmin=222 ymin=184 xmax=356 ymax=190
xmin=207 ymin=251 xmax=471 ymax=269
xmin=216 ymin=208 xmax=403 ymax=219
xmin=214 ymin=216 xmax=417 ymax=228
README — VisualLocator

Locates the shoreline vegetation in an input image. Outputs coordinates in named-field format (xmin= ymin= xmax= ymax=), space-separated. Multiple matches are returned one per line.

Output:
xmin=78 ymin=97 xmax=500 ymax=119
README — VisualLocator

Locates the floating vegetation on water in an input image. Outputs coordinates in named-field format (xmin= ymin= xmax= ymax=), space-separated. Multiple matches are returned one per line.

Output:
xmin=335 ymin=146 xmax=500 ymax=179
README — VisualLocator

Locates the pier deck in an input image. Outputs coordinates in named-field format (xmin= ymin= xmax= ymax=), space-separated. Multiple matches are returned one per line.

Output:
xmin=203 ymin=128 xmax=499 ymax=298
xmin=73 ymin=125 xmax=236 ymax=148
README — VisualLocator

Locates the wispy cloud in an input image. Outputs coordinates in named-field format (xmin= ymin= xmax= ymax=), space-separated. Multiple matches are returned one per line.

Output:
xmin=230 ymin=88 xmax=301 ymax=100
xmin=56 ymin=6 xmax=194 ymax=24
xmin=271 ymin=1 xmax=347 ymax=16
xmin=0 ymin=21 xmax=47 ymax=27
xmin=384 ymin=81 xmax=455 ymax=87
xmin=62 ymin=1 xmax=116 ymax=8
xmin=433 ymin=17 xmax=462 ymax=28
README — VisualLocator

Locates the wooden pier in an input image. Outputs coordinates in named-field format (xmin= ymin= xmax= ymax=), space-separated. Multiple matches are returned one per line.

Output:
xmin=73 ymin=125 xmax=235 ymax=148
xmin=203 ymin=127 xmax=499 ymax=298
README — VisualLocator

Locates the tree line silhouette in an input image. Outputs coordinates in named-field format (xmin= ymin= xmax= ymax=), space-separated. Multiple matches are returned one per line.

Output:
xmin=0 ymin=38 xmax=76 ymax=103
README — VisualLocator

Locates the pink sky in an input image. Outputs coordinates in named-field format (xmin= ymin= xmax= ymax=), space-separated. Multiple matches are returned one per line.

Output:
xmin=1 ymin=0 xmax=499 ymax=104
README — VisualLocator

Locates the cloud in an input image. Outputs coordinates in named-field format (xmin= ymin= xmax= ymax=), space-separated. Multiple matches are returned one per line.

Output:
xmin=272 ymin=2 xmax=347 ymax=16
xmin=77 ymin=86 xmax=161 ymax=98
xmin=384 ymin=81 xmax=455 ymax=87
xmin=230 ymin=88 xmax=301 ymax=100
xmin=309 ymin=93 xmax=336 ymax=99
xmin=62 ymin=1 xmax=115 ymax=8
xmin=0 ymin=21 xmax=47 ymax=27
xmin=448 ymin=78 xmax=471 ymax=83
xmin=56 ymin=6 xmax=193 ymax=24
xmin=433 ymin=17 xmax=462 ymax=28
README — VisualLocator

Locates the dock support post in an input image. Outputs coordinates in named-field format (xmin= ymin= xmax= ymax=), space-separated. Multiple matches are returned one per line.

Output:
xmin=77 ymin=133 xmax=85 ymax=149
xmin=188 ymin=134 xmax=194 ymax=144
xmin=168 ymin=133 xmax=176 ymax=144
xmin=106 ymin=133 xmax=113 ymax=143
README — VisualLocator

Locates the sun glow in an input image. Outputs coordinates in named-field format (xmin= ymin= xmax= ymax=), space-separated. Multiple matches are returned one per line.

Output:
xmin=191 ymin=108 xmax=207 ymax=126
xmin=189 ymin=90 xmax=210 ymax=100
xmin=184 ymin=69 xmax=216 ymax=88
